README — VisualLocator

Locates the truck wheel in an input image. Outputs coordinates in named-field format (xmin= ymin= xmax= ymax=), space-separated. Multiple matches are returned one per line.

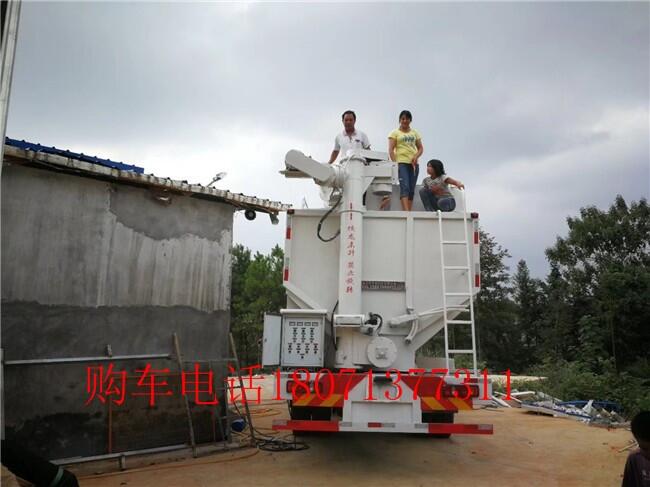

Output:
xmin=288 ymin=405 xmax=311 ymax=435
xmin=311 ymin=407 xmax=332 ymax=421
xmin=289 ymin=404 xmax=311 ymax=420
xmin=422 ymin=411 xmax=454 ymax=438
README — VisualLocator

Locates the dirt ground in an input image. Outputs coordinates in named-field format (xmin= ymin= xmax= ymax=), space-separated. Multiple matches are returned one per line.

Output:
xmin=69 ymin=378 xmax=633 ymax=487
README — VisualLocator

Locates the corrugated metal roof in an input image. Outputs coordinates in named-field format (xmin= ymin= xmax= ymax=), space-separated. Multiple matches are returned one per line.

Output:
xmin=6 ymin=138 xmax=145 ymax=173
xmin=3 ymin=138 xmax=290 ymax=213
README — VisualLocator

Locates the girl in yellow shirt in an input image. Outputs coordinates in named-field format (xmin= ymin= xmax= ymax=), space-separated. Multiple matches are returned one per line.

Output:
xmin=388 ymin=110 xmax=424 ymax=211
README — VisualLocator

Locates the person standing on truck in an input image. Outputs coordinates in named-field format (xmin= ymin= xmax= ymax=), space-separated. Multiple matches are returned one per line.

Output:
xmin=388 ymin=110 xmax=424 ymax=211
xmin=419 ymin=159 xmax=465 ymax=212
xmin=328 ymin=110 xmax=371 ymax=164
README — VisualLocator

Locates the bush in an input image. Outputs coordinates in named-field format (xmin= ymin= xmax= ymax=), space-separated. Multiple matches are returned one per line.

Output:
xmin=498 ymin=359 xmax=650 ymax=418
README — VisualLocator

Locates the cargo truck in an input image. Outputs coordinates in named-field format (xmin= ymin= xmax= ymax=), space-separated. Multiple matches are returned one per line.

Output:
xmin=263 ymin=149 xmax=493 ymax=437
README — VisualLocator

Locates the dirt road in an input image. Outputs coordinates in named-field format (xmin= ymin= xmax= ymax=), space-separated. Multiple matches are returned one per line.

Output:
xmin=74 ymin=387 xmax=633 ymax=487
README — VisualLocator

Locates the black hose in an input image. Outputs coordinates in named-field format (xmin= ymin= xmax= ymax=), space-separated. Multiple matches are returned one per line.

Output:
xmin=330 ymin=300 xmax=339 ymax=350
xmin=229 ymin=400 xmax=309 ymax=452
xmin=257 ymin=437 xmax=310 ymax=452
xmin=369 ymin=313 xmax=383 ymax=329
xmin=317 ymin=194 xmax=343 ymax=242
xmin=366 ymin=313 xmax=383 ymax=335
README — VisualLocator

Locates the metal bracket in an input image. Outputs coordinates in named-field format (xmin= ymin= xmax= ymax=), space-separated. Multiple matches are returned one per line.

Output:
xmin=333 ymin=314 xmax=365 ymax=328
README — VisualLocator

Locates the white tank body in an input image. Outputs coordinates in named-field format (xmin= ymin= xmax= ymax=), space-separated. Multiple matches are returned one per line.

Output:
xmin=282 ymin=193 xmax=480 ymax=372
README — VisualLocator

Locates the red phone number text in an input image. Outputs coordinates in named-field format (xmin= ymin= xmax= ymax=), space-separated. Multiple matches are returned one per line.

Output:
xmin=84 ymin=364 xmax=512 ymax=407
xmin=276 ymin=368 xmax=511 ymax=402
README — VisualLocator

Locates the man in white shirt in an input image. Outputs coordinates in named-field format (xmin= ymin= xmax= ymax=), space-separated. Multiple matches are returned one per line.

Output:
xmin=328 ymin=110 xmax=371 ymax=164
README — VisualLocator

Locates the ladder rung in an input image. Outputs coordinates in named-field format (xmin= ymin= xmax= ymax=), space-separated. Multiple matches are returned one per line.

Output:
xmin=444 ymin=266 xmax=469 ymax=270
xmin=445 ymin=292 xmax=472 ymax=296
xmin=448 ymin=349 xmax=474 ymax=354
xmin=442 ymin=240 xmax=467 ymax=245
xmin=447 ymin=320 xmax=472 ymax=324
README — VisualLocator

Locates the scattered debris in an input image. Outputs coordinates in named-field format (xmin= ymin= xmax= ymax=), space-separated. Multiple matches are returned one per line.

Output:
xmin=493 ymin=391 xmax=521 ymax=407
xmin=491 ymin=393 xmax=512 ymax=408
xmin=510 ymin=391 xmax=538 ymax=401
xmin=558 ymin=400 xmax=624 ymax=415
xmin=491 ymin=391 xmax=629 ymax=428
xmin=618 ymin=439 xmax=639 ymax=453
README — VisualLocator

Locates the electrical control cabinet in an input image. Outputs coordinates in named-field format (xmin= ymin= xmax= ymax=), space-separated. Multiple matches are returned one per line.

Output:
xmin=262 ymin=314 xmax=281 ymax=366
xmin=279 ymin=309 xmax=327 ymax=367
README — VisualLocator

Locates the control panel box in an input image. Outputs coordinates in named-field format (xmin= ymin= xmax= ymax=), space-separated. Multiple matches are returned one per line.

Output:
xmin=280 ymin=309 xmax=327 ymax=367
xmin=262 ymin=314 xmax=281 ymax=366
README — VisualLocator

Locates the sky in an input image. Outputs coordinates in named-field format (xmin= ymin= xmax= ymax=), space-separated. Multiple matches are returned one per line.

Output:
xmin=6 ymin=1 xmax=649 ymax=277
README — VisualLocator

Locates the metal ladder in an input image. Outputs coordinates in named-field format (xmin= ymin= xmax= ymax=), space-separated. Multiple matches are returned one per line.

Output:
xmin=174 ymin=332 xmax=256 ymax=458
xmin=437 ymin=190 xmax=478 ymax=376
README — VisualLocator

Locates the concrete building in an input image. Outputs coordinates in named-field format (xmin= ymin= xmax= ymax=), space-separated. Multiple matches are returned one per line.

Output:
xmin=1 ymin=139 xmax=288 ymax=459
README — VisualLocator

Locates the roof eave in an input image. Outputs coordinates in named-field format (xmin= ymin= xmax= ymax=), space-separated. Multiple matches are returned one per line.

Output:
xmin=3 ymin=144 xmax=291 ymax=214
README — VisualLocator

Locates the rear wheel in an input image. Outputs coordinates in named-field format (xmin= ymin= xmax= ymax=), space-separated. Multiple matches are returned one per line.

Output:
xmin=422 ymin=411 xmax=454 ymax=438
xmin=289 ymin=404 xmax=311 ymax=420
xmin=288 ymin=405 xmax=332 ymax=435
xmin=311 ymin=407 xmax=332 ymax=421
xmin=288 ymin=404 xmax=311 ymax=436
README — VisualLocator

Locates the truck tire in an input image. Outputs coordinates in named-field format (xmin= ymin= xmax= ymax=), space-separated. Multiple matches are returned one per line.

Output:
xmin=311 ymin=407 xmax=332 ymax=421
xmin=422 ymin=411 xmax=454 ymax=438
xmin=288 ymin=405 xmax=332 ymax=435
xmin=289 ymin=404 xmax=311 ymax=420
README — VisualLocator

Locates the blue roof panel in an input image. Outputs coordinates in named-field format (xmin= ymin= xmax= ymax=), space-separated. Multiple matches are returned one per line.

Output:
xmin=5 ymin=137 xmax=145 ymax=174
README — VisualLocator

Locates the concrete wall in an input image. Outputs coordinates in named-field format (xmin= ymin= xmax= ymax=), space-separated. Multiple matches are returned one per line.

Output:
xmin=1 ymin=164 xmax=235 ymax=458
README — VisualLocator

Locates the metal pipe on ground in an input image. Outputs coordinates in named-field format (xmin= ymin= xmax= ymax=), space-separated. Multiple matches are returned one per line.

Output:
xmin=52 ymin=444 xmax=189 ymax=467
xmin=3 ymin=354 xmax=172 ymax=366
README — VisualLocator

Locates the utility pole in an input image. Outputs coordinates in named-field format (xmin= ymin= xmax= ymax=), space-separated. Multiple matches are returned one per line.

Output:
xmin=1 ymin=0 xmax=21 ymax=166
xmin=0 ymin=0 xmax=22 ymax=440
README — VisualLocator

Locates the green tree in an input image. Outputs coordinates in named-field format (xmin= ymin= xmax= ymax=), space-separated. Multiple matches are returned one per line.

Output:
xmin=538 ymin=264 xmax=574 ymax=361
xmin=474 ymin=230 xmax=519 ymax=372
xmin=230 ymin=244 xmax=252 ymax=364
xmin=230 ymin=244 xmax=285 ymax=366
xmin=545 ymin=195 xmax=650 ymax=373
xmin=512 ymin=259 xmax=545 ymax=368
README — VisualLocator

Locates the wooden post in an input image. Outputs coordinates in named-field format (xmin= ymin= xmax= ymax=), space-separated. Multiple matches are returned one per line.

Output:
xmin=229 ymin=333 xmax=256 ymax=444
xmin=173 ymin=333 xmax=197 ymax=457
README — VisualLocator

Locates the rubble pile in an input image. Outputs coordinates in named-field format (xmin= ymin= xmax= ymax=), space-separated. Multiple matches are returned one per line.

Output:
xmin=489 ymin=391 xmax=629 ymax=428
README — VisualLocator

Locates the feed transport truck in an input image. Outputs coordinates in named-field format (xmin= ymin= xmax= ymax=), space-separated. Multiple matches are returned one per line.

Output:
xmin=263 ymin=149 xmax=493 ymax=437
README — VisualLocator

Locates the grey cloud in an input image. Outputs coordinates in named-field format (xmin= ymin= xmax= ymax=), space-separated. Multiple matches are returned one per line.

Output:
xmin=7 ymin=1 xmax=649 ymax=277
